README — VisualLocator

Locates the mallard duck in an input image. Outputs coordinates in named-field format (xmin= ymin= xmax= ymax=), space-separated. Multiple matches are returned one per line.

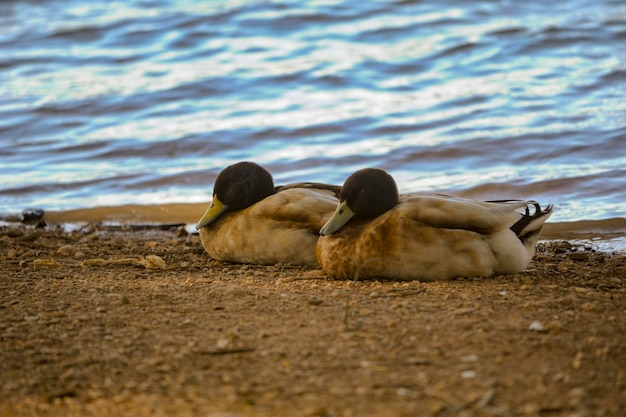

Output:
xmin=316 ymin=168 xmax=553 ymax=281
xmin=196 ymin=161 xmax=340 ymax=266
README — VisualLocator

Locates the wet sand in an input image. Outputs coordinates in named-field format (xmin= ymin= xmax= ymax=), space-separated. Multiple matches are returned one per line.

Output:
xmin=1 ymin=223 xmax=625 ymax=417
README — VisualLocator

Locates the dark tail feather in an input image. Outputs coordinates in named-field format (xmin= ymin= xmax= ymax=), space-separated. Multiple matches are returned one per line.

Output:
xmin=509 ymin=202 xmax=553 ymax=246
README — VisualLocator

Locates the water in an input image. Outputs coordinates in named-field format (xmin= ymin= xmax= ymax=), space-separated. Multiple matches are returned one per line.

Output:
xmin=1 ymin=1 xmax=625 ymax=234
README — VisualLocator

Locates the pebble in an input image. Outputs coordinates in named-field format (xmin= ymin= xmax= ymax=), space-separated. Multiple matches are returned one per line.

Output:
xmin=572 ymin=352 xmax=584 ymax=369
xmin=529 ymin=321 xmax=546 ymax=332
xmin=301 ymin=269 xmax=326 ymax=278
xmin=223 ymin=285 xmax=248 ymax=296
xmin=568 ymin=387 xmax=585 ymax=407
xmin=453 ymin=307 xmax=474 ymax=316
xmin=141 ymin=255 xmax=165 ymax=269
xmin=21 ymin=208 xmax=45 ymax=224
xmin=580 ymin=302 xmax=596 ymax=311
xmin=569 ymin=252 xmax=590 ymax=261
xmin=460 ymin=370 xmax=477 ymax=379
xmin=17 ymin=232 xmax=41 ymax=242
xmin=552 ymin=241 xmax=572 ymax=253
xmin=57 ymin=245 xmax=77 ymax=256
xmin=216 ymin=338 xmax=230 ymax=349
xmin=32 ymin=258 xmax=59 ymax=268
xmin=461 ymin=354 xmax=479 ymax=362
xmin=396 ymin=387 xmax=410 ymax=397
xmin=6 ymin=229 xmax=24 ymax=238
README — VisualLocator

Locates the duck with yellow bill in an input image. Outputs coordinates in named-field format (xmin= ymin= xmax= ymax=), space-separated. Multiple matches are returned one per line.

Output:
xmin=316 ymin=168 xmax=553 ymax=281
xmin=196 ymin=161 xmax=340 ymax=266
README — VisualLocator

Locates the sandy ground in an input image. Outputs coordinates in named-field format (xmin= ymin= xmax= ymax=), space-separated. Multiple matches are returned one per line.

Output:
xmin=1 ymin=223 xmax=625 ymax=417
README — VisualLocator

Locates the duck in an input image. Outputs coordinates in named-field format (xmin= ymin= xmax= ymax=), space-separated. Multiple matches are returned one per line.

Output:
xmin=316 ymin=168 xmax=553 ymax=281
xmin=196 ymin=161 xmax=340 ymax=266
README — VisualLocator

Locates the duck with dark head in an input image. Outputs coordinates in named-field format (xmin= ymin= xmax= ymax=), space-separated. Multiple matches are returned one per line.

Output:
xmin=317 ymin=168 xmax=552 ymax=281
xmin=197 ymin=161 xmax=340 ymax=266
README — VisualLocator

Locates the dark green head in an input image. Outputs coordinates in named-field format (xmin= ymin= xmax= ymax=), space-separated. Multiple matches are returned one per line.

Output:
xmin=197 ymin=161 xmax=275 ymax=229
xmin=319 ymin=168 xmax=398 ymax=235
xmin=340 ymin=168 xmax=399 ymax=218
xmin=213 ymin=161 xmax=275 ymax=210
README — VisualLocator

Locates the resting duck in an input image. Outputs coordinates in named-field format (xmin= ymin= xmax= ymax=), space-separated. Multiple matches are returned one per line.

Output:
xmin=196 ymin=161 xmax=340 ymax=266
xmin=316 ymin=168 xmax=553 ymax=281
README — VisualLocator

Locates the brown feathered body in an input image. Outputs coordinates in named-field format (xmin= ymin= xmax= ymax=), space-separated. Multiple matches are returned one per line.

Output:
xmin=200 ymin=187 xmax=339 ymax=266
xmin=316 ymin=193 xmax=552 ymax=281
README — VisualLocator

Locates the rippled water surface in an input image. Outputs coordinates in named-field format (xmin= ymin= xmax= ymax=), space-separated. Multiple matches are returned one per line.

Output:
xmin=1 ymin=0 xmax=625 ymax=225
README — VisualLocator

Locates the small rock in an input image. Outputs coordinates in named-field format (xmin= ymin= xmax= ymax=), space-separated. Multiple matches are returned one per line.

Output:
xmin=121 ymin=296 xmax=130 ymax=305
xmin=396 ymin=387 xmax=410 ymax=396
xmin=301 ymin=269 xmax=326 ymax=278
xmin=57 ymin=245 xmax=77 ymax=256
xmin=461 ymin=354 xmax=479 ymax=362
xmin=6 ymin=229 xmax=24 ymax=238
xmin=552 ymin=372 xmax=565 ymax=382
xmin=553 ymin=241 xmax=572 ymax=253
xmin=216 ymin=338 xmax=230 ymax=349
xmin=17 ymin=232 xmax=41 ymax=242
xmin=568 ymin=387 xmax=585 ymax=407
xmin=223 ymin=285 xmax=248 ymax=296
xmin=74 ymin=251 xmax=86 ymax=260
xmin=453 ymin=307 xmax=474 ymax=316
xmin=32 ymin=258 xmax=59 ymax=268
xmin=529 ymin=321 xmax=546 ymax=332
xmin=139 ymin=255 xmax=166 ymax=269
xmin=580 ymin=302 xmax=596 ymax=311
xmin=569 ymin=252 xmax=589 ymax=262
xmin=21 ymin=208 xmax=45 ymax=225
xmin=460 ymin=370 xmax=477 ymax=379
xmin=308 ymin=298 xmax=324 ymax=306
xmin=175 ymin=226 xmax=188 ymax=237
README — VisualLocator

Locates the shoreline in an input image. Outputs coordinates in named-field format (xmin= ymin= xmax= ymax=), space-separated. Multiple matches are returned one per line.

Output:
xmin=1 ymin=203 xmax=623 ymax=252
xmin=1 ymin=203 xmax=624 ymax=234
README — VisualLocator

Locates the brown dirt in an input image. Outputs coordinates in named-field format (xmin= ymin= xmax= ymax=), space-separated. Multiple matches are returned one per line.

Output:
xmin=1 ymin=224 xmax=625 ymax=417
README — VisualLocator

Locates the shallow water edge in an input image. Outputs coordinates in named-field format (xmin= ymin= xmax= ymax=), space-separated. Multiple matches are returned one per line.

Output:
xmin=3 ymin=203 xmax=623 ymax=253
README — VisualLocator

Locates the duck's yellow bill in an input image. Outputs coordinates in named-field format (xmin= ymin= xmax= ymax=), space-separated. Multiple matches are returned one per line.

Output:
xmin=196 ymin=197 xmax=228 ymax=229
xmin=319 ymin=201 xmax=355 ymax=236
